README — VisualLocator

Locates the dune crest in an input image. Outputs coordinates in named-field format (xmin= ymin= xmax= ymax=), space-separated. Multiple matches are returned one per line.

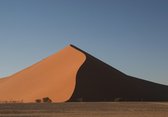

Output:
xmin=0 ymin=45 xmax=86 ymax=102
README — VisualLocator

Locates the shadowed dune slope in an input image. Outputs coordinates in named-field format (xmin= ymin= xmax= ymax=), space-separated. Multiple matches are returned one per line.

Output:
xmin=69 ymin=45 xmax=168 ymax=101
xmin=0 ymin=45 xmax=86 ymax=103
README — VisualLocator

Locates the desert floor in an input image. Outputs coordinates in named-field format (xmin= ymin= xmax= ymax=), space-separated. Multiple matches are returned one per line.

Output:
xmin=0 ymin=102 xmax=168 ymax=117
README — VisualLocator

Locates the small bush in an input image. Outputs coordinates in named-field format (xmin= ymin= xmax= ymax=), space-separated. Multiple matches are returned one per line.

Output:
xmin=42 ymin=97 xmax=52 ymax=103
xmin=114 ymin=98 xmax=122 ymax=102
xmin=35 ymin=99 xmax=42 ymax=103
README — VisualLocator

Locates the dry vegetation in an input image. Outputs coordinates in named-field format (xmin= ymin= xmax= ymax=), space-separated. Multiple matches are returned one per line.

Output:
xmin=0 ymin=102 xmax=168 ymax=117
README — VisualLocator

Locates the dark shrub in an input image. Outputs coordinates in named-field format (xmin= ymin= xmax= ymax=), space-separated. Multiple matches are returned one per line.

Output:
xmin=35 ymin=99 xmax=42 ymax=103
xmin=114 ymin=98 xmax=122 ymax=102
xmin=42 ymin=97 xmax=52 ymax=103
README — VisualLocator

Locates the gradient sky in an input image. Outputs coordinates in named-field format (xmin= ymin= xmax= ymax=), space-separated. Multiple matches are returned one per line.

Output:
xmin=0 ymin=0 xmax=168 ymax=85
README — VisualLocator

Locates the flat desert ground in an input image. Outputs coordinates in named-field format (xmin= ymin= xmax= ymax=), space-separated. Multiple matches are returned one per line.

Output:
xmin=0 ymin=102 xmax=168 ymax=117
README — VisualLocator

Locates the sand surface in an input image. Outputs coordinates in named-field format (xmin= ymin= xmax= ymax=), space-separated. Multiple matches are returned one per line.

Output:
xmin=0 ymin=102 xmax=168 ymax=117
xmin=0 ymin=45 xmax=86 ymax=102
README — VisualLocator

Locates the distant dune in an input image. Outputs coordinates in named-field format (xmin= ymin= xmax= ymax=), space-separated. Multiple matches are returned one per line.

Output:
xmin=0 ymin=45 xmax=168 ymax=103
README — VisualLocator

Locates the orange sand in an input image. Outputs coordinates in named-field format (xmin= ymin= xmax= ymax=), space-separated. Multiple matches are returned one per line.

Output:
xmin=0 ymin=45 xmax=86 ymax=103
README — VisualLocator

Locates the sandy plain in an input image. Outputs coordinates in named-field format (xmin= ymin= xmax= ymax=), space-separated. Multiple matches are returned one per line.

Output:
xmin=0 ymin=102 xmax=168 ymax=117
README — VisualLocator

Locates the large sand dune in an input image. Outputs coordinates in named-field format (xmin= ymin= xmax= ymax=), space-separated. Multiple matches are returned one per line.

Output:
xmin=0 ymin=44 xmax=168 ymax=103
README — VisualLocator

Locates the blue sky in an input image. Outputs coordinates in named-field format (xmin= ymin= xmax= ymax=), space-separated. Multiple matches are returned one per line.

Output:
xmin=0 ymin=0 xmax=168 ymax=85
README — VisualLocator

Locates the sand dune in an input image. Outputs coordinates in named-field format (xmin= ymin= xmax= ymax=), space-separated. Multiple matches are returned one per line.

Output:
xmin=0 ymin=44 xmax=168 ymax=103
xmin=0 ymin=45 xmax=86 ymax=102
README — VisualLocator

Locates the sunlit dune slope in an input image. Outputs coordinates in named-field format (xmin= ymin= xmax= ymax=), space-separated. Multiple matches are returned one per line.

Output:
xmin=0 ymin=45 xmax=86 ymax=102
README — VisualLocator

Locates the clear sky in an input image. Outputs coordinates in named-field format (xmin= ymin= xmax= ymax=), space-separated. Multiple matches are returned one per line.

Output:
xmin=0 ymin=0 xmax=168 ymax=85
